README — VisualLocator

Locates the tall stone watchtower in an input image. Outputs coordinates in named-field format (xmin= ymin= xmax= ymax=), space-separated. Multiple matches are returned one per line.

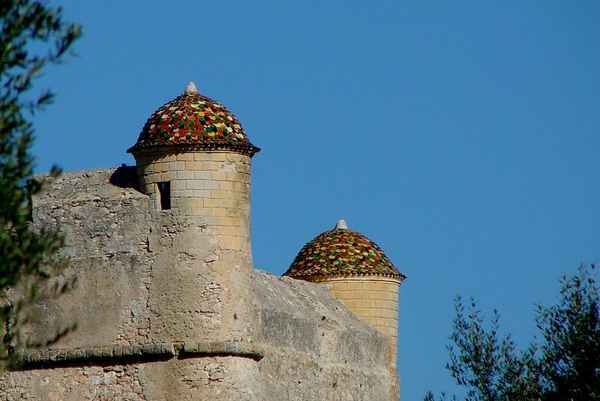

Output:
xmin=127 ymin=81 xmax=260 ymax=343
xmin=284 ymin=220 xmax=406 ymax=368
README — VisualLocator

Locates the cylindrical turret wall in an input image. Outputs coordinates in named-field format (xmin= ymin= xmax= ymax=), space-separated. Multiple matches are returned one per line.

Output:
xmin=132 ymin=149 xmax=256 ymax=344
xmin=324 ymin=276 xmax=400 ymax=368
xmin=135 ymin=150 xmax=251 ymax=255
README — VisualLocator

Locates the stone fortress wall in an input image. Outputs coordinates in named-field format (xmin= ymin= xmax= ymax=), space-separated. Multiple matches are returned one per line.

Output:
xmin=0 ymin=168 xmax=399 ymax=401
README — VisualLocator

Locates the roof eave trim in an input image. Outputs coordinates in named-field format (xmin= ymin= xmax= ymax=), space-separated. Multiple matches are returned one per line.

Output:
xmin=285 ymin=272 xmax=407 ymax=284
xmin=127 ymin=142 xmax=261 ymax=157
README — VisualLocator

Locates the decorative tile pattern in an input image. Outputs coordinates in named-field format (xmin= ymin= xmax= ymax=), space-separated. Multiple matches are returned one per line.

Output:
xmin=128 ymin=91 xmax=259 ymax=156
xmin=284 ymin=227 xmax=405 ymax=281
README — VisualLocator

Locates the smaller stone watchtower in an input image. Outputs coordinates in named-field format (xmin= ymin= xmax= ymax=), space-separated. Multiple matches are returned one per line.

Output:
xmin=284 ymin=220 xmax=406 ymax=368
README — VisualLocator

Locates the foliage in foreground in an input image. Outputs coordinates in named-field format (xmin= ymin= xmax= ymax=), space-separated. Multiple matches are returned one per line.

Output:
xmin=425 ymin=263 xmax=600 ymax=401
xmin=0 ymin=0 xmax=81 ymax=368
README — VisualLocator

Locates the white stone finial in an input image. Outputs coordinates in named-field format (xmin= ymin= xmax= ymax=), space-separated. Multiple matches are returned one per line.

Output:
xmin=185 ymin=81 xmax=198 ymax=95
xmin=335 ymin=219 xmax=348 ymax=230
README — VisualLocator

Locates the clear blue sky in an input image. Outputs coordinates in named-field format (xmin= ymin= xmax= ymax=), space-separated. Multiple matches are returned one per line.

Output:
xmin=34 ymin=1 xmax=599 ymax=400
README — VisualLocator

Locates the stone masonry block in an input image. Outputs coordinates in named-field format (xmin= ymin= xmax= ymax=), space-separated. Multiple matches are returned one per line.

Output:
xmin=330 ymin=282 xmax=365 ymax=292
xmin=192 ymin=171 xmax=212 ymax=180
xmin=365 ymin=291 xmax=399 ymax=301
xmin=190 ymin=189 xmax=211 ymax=198
xmin=217 ymin=181 xmax=234 ymax=190
xmin=184 ymin=161 xmax=201 ymax=170
xmin=171 ymin=190 xmax=187 ymax=198
xmin=175 ymin=153 xmax=194 ymax=161
xmin=209 ymin=152 xmax=230 ymax=161
xmin=210 ymin=207 xmax=228 ymax=217
xmin=168 ymin=161 xmax=186 ymax=171
xmin=185 ymin=180 xmax=219 ymax=190
xmin=170 ymin=180 xmax=187 ymax=191
xmin=210 ymin=171 xmax=228 ymax=181
xmin=161 ymin=172 xmax=175 ymax=181
xmin=205 ymin=190 xmax=227 ymax=199
xmin=176 ymin=171 xmax=194 ymax=180
xmin=203 ymin=198 xmax=239 ymax=208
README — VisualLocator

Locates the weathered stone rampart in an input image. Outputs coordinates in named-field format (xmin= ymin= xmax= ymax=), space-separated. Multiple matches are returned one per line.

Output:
xmin=0 ymin=167 xmax=399 ymax=400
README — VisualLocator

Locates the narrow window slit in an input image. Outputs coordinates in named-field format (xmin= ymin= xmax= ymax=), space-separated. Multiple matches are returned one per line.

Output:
xmin=156 ymin=181 xmax=171 ymax=210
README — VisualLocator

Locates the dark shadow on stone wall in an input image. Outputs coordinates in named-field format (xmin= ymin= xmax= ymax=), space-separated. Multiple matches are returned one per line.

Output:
xmin=109 ymin=165 xmax=139 ymax=191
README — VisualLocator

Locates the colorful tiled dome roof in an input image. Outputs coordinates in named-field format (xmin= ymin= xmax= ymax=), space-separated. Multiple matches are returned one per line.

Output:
xmin=128 ymin=82 xmax=260 ymax=157
xmin=284 ymin=220 xmax=405 ymax=282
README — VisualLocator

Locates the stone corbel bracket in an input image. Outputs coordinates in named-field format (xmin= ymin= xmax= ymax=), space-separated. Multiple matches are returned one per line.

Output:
xmin=14 ymin=341 xmax=264 ymax=370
